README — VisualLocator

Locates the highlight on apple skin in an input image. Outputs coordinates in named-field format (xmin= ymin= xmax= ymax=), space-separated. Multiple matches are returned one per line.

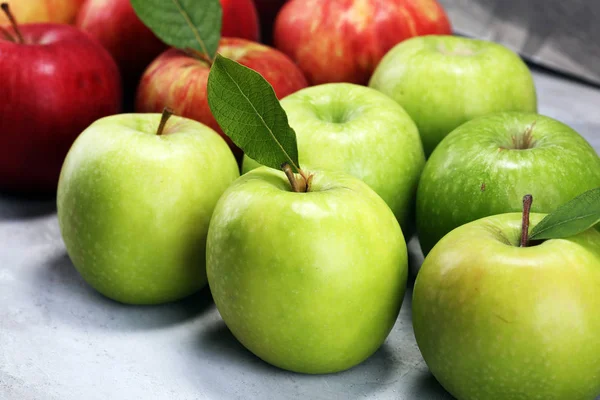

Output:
xmin=0 ymin=22 xmax=122 ymax=192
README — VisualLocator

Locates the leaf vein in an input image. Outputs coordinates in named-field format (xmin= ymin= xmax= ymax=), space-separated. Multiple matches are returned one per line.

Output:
xmin=170 ymin=0 xmax=211 ymax=59
xmin=220 ymin=63 xmax=299 ymax=171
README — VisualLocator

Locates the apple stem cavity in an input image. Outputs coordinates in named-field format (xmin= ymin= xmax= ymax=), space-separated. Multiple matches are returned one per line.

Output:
xmin=282 ymin=163 xmax=311 ymax=193
xmin=520 ymin=194 xmax=533 ymax=247
xmin=513 ymin=122 xmax=537 ymax=150
xmin=156 ymin=107 xmax=174 ymax=136
xmin=1 ymin=3 xmax=24 ymax=44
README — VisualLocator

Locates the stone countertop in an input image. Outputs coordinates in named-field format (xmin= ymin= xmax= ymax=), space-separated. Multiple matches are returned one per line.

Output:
xmin=1 ymin=67 xmax=599 ymax=400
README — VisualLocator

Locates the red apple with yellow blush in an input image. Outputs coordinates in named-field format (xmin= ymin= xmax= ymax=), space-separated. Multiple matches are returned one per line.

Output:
xmin=135 ymin=37 xmax=308 ymax=156
xmin=273 ymin=0 xmax=452 ymax=85
xmin=76 ymin=0 xmax=260 ymax=84
xmin=0 ymin=0 xmax=85 ymax=25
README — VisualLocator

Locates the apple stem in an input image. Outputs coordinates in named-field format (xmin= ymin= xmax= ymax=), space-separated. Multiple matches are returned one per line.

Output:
xmin=1 ymin=3 xmax=24 ymax=44
xmin=156 ymin=107 xmax=174 ymax=136
xmin=282 ymin=163 xmax=310 ymax=193
xmin=520 ymin=194 xmax=533 ymax=247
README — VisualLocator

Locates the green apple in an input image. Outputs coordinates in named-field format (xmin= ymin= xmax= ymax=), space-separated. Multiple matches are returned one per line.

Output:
xmin=412 ymin=212 xmax=600 ymax=400
xmin=368 ymin=34 xmax=537 ymax=156
xmin=242 ymin=83 xmax=425 ymax=235
xmin=416 ymin=111 xmax=600 ymax=255
xmin=57 ymin=112 xmax=240 ymax=305
xmin=206 ymin=166 xmax=408 ymax=374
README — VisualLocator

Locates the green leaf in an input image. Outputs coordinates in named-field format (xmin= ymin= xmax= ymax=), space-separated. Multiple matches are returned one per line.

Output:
xmin=207 ymin=54 xmax=301 ymax=172
xmin=131 ymin=0 xmax=221 ymax=60
xmin=529 ymin=187 xmax=600 ymax=240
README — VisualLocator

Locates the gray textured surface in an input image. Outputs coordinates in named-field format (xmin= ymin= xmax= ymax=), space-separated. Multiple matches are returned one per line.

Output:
xmin=439 ymin=0 xmax=600 ymax=86
xmin=1 ymin=68 xmax=599 ymax=400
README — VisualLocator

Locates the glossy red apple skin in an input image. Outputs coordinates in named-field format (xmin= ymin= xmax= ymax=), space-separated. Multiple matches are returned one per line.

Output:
xmin=74 ymin=0 xmax=259 ymax=82
xmin=274 ymin=0 xmax=452 ymax=85
xmin=75 ymin=0 xmax=167 ymax=83
xmin=135 ymin=37 xmax=308 ymax=157
xmin=221 ymin=0 xmax=261 ymax=42
xmin=0 ymin=24 xmax=122 ymax=192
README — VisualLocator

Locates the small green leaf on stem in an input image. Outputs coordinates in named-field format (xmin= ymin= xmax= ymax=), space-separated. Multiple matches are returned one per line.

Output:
xmin=130 ymin=0 xmax=221 ymax=61
xmin=529 ymin=187 xmax=600 ymax=240
xmin=207 ymin=54 xmax=301 ymax=174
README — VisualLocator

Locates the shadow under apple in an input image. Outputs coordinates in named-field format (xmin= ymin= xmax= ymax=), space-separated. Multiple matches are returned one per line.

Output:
xmin=407 ymin=235 xmax=425 ymax=286
xmin=0 ymin=192 xmax=56 ymax=221
xmin=32 ymin=252 xmax=215 ymax=332
xmin=412 ymin=371 xmax=455 ymax=400
xmin=193 ymin=319 xmax=398 ymax=400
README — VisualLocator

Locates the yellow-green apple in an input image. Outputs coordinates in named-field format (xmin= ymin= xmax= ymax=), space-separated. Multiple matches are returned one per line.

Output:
xmin=273 ymin=0 xmax=451 ymax=85
xmin=57 ymin=111 xmax=240 ymax=305
xmin=413 ymin=212 xmax=600 ymax=400
xmin=207 ymin=166 xmax=408 ymax=373
xmin=242 ymin=83 xmax=425 ymax=236
xmin=0 ymin=0 xmax=84 ymax=25
xmin=0 ymin=6 xmax=121 ymax=192
xmin=416 ymin=112 xmax=600 ymax=255
xmin=135 ymin=37 xmax=308 ymax=157
xmin=369 ymin=35 xmax=538 ymax=156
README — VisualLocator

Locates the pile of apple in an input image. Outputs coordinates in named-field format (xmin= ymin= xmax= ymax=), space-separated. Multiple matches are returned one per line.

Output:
xmin=3 ymin=1 xmax=600 ymax=399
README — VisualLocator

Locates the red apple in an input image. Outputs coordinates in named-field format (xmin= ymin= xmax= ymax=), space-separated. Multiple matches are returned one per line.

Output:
xmin=254 ymin=0 xmax=287 ymax=45
xmin=74 ymin=0 xmax=260 ymax=77
xmin=135 ymin=37 xmax=308 ymax=157
xmin=0 ymin=21 xmax=122 ymax=192
xmin=75 ymin=0 xmax=259 ymax=110
xmin=221 ymin=0 xmax=260 ymax=42
xmin=0 ymin=0 xmax=85 ymax=25
xmin=274 ymin=0 xmax=452 ymax=85
xmin=75 ymin=0 xmax=167 ymax=83
xmin=75 ymin=0 xmax=259 ymax=76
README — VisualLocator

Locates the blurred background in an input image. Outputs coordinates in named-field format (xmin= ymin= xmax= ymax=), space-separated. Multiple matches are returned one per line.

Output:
xmin=439 ymin=0 xmax=600 ymax=86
